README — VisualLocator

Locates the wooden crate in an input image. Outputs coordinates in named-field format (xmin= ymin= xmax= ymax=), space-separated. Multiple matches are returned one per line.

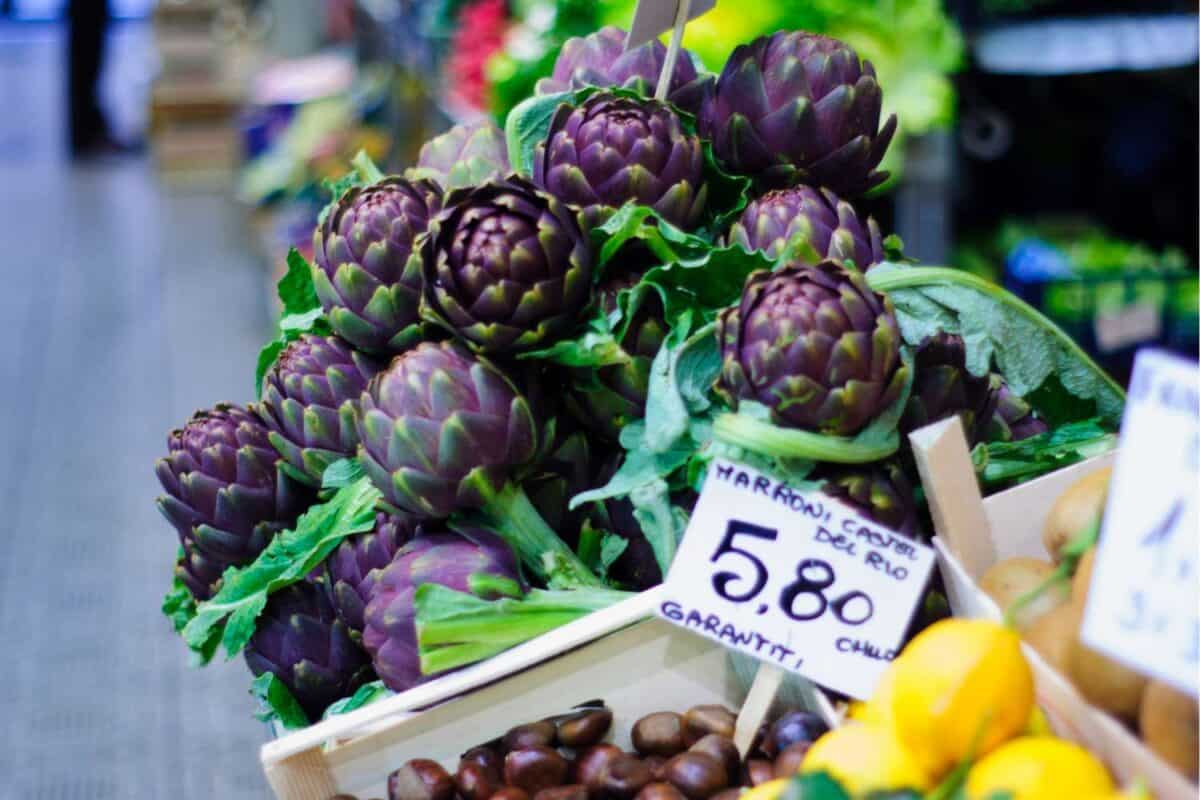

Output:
xmin=260 ymin=588 xmax=835 ymax=799
xmin=910 ymin=417 xmax=1194 ymax=800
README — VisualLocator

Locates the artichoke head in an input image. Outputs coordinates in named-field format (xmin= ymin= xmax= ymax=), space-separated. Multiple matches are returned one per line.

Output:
xmin=409 ymin=120 xmax=510 ymax=191
xmin=259 ymin=334 xmax=384 ymax=486
xmin=728 ymin=186 xmax=884 ymax=270
xmin=700 ymin=31 xmax=897 ymax=196
xmin=362 ymin=528 xmax=520 ymax=692
xmin=535 ymin=26 xmax=713 ymax=117
xmin=155 ymin=404 xmax=311 ymax=600
xmin=355 ymin=341 xmax=539 ymax=518
xmin=716 ymin=262 xmax=907 ymax=436
xmin=534 ymin=92 xmax=707 ymax=231
xmin=422 ymin=176 xmax=593 ymax=354
xmin=312 ymin=177 xmax=442 ymax=355
xmin=244 ymin=581 xmax=374 ymax=723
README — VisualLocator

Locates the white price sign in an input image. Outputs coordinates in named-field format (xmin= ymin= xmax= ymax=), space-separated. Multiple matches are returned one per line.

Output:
xmin=657 ymin=459 xmax=936 ymax=700
xmin=626 ymin=0 xmax=716 ymax=50
xmin=1081 ymin=350 xmax=1200 ymax=696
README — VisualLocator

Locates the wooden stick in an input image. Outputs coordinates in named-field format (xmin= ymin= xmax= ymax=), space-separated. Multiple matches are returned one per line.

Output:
xmin=656 ymin=0 xmax=692 ymax=101
xmin=733 ymin=663 xmax=786 ymax=757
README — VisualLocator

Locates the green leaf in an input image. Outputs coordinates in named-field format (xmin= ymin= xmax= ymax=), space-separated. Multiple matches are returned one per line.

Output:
xmin=162 ymin=571 xmax=197 ymax=635
xmin=321 ymin=457 xmax=365 ymax=490
xmin=255 ymin=249 xmax=331 ymax=394
xmin=505 ymin=91 xmax=571 ymax=177
xmin=973 ymin=418 xmax=1117 ymax=489
xmin=571 ymin=438 xmax=694 ymax=508
xmin=698 ymin=139 xmax=753 ymax=237
xmin=630 ymin=479 xmax=687 ymax=577
xmin=598 ymin=533 xmax=630 ymax=574
xmin=250 ymin=672 xmax=311 ymax=731
xmin=182 ymin=477 xmax=380 ymax=659
xmin=279 ymin=249 xmax=321 ymax=316
xmin=322 ymin=680 xmax=391 ymax=719
xmin=415 ymin=584 xmax=631 ymax=675
xmin=867 ymin=263 xmax=1125 ymax=426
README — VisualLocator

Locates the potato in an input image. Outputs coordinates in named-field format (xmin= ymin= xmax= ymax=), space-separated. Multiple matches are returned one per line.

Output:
xmin=1071 ymin=547 xmax=1096 ymax=606
xmin=1043 ymin=467 xmax=1112 ymax=562
xmin=1139 ymin=680 xmax=1200 ymax=780
xmin=1066 ymin=628 xmax=1148 ymax=720
xmin=1022 ymin=603 xmax=1078 ymax=675
xmin=979 ymin=557 xmax=1068 ymax=629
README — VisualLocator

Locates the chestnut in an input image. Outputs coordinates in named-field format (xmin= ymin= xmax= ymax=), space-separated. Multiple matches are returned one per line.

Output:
xmin=490 ymin=789 xmax=531 ymax=800
xmin=683 ymin=706 xmax=736 ymax=744
xmin=557 ymin=708 xmax=614 ymax=749
xmin=505 ymin=746 xmax=569 ymax=795
xmin=458 ymin=761 xmax=499 ymax=800
xmin=504 ymin=721 xmax=558 ymax=751
xmin=661 ymin=752 xmax=728 ymax=799
xmin=572 ymin=743 xmax=624 ymax=786
xmin=632 ymin=712 xmax=687 ymax=757
xmin=642 ymin=755 xmax=668 ymax=782
xmin=533 ymin=786 xmax=588 ymax=800
xmin=388 ymin=759 xmax=456 ymax=800
xmin=710 ymin=790 xmax=742 ymax=800
xmin=462 ymin=746 xmax=503 ymax=782
xmin=635 ymin=782 xmax=687 ymax=800
xmin=594 ymin=754 xmax=653 ymax=799
xmin=688 ymin=735 xmax=739 ymax=785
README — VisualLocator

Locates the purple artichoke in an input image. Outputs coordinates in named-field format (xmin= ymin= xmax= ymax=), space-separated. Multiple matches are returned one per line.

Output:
xmin=716 ymin=262 xmax=907 ymax=436
xmin=259 ymin=334 xmax=384 ymax=486
xmin=409 ymin=120 xmax=510 ymax=191
xmin=244 ymin=581 xmax=374 ymax=723
xmin=533 ymin=92 xmax=707 ymax=230
xmin=535 ymin=26 xmax=713 ymax=117
xmin=325 ymin=512 xmax=418 ymax=635
xmin=988 ymin=381 xmax=1049 ymax=442
xmin=362 ymin=528 xmax=520 ymax=692
xmin=901 ymin=332 xmax=1000 ymax=447
xmin=565 ymin=273 xmax=667 ymax=441
xmin=421 ymin=176 xmax=593 ymax=354
xmin=728 ymin=186 xmax=885 ymax=269
xmin=312 ymin=177 xmax=442 ymax=355
xmin=700 ymin=32 xmax=897 ymax=196
xmin=821 ymin=461 xmax=922 ymax=538
xmin=355 ymin=341 xmax=538 ymax=518
xmin=156 ymin=404 xmax=311 ymax=601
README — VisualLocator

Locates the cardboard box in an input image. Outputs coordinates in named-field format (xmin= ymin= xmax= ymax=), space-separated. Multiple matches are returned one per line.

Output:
xmin=911 ymin=417 xmax=1194 ymax=800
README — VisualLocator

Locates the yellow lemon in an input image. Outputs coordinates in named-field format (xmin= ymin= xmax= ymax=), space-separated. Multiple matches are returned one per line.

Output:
xmin=801 ymin=723 xmax=932 ymax=795
xmin=966 ymin=736 xmax=1114 ymax=800
xmin=889 ymin=618 xmax=1034 ymax=778
xmin=850 ymin=664 xmax=899 ymax=726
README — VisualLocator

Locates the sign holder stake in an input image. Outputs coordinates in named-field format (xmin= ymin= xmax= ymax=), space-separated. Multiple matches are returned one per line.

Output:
xmin=733 ymin=662 xmax=785 ymax=757
xmin=655 ymin=0 xmax=692 ymax=101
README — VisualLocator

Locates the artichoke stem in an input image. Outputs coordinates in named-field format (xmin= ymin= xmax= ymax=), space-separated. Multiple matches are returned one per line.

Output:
xmin=480 ymin=483 xmax=605 ymax=588
xmin=712 ymin=412 xmax=899 ymax=463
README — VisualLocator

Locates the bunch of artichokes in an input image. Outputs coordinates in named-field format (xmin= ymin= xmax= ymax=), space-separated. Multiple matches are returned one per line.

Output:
xmin=154 ymin=21 xmax=1078 ymax=731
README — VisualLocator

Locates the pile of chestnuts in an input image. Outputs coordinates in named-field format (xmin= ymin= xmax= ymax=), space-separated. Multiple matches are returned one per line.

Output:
xmin=330 ymin=701 xmax=829 ymax=800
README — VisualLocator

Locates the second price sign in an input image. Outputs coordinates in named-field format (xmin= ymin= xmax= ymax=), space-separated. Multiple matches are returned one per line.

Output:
xmin=657 ymin=459 xmax=936 ymax=700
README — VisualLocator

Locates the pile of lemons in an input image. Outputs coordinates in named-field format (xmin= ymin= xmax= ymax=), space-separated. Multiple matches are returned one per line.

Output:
xmin=744 ymin=618 xmax=1141 ymax=800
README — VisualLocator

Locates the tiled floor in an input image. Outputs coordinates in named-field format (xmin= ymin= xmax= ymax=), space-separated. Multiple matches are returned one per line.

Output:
xmin=0 ymin=21 xmax=271 ymax=799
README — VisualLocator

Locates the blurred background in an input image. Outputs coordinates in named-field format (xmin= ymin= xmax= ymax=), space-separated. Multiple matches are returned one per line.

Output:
xmin=0 ymin=0 xmax=1194 ymax=796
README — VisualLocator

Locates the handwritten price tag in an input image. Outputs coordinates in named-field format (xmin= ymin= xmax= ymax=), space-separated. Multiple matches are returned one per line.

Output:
xmin=1081 ymin=350 xmax=1200 ymax=696
xmin=657 ymin=459 xmax=936 ymax=700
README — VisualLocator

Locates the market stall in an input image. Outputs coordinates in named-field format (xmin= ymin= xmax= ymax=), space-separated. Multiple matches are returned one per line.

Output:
xmin=151 ymin=3 xmax=1198 ymax=798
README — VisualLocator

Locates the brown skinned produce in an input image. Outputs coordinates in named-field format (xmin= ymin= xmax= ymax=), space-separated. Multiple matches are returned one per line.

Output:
xmin=336 ymin=703 xmax=828 ymax=800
